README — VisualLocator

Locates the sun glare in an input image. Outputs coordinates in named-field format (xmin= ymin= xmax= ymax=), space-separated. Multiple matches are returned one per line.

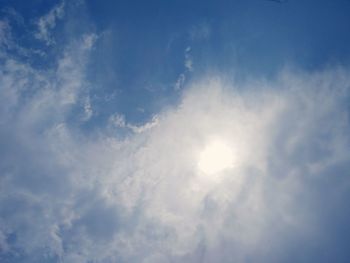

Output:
xmin=198 ymin=140 xmax=234 ymax=175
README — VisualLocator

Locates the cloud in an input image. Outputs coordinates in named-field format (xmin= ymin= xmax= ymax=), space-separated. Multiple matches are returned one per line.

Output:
xmin=109 ymin=113 xmax=159 ymax=134
xmin=173 ymin=47 xmax=193 ymax=91
xmin=174 ymin=73 xmax=186 ymax=91
xmin=185 ymin=46 xmax=193 ymax=72
xmin=35 ymin=1 xmax=65 ymax=45
xmin=0 ymin=20 xmax=10 ymax=48
xmin=82 ymin=96 xmax=93 ymax=121
xmin=1 ymin=8 xmax=350 ymax=263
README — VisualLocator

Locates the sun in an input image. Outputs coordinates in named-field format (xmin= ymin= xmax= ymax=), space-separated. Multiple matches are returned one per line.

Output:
xmin=198 ymin=139 xmax=234 ymax=175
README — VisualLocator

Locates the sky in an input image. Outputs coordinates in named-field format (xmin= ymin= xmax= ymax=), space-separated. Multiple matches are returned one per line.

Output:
xmin=0 ymin=0 xmax=350 ymax=262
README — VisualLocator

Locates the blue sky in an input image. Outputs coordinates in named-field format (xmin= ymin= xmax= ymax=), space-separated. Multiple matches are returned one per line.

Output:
xmin=1 ymin=1 xmax=350 ymax=262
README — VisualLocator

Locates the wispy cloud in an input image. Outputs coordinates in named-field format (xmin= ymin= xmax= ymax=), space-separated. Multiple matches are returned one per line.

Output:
xmin=173 ymin=47 xmax=193 ymax=91
xmin=185 ymin=46 xmax=193 ymax=72
xmin=174 ymin=73 xmax=186 ymax=91
xmin=1 ymin=4 xmax=350 ymax=263
xmin=1 ymin=38 xmax=350 ymax=261
xmin=109 ymin=113 xmax=159 ymax=133
xmin=35 ymin=1 xmax=65 ymax=45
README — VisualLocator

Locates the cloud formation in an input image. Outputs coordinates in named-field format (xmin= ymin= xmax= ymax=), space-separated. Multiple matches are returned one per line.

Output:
xmin=1 ymin=5 xmax=350 ymax=263
xmin=35 ymin=1 xmax=65 ymax=45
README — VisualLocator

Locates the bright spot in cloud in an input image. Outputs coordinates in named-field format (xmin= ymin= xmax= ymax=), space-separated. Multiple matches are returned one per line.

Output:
xmin=198 ymin=140 xmax=234 ymax=174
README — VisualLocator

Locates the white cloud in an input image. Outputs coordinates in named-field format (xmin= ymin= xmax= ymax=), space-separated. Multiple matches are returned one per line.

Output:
xmin=173 ymin=47 xmax=193 ymax=91
xmin=174 ymin=73 xmax=186 ymax=91
xmin=0 ymin=20 xmax=10 ymax=48
xmin=127 ymin=115 xmax=159 ymax=133
xmin=2 ymin=62 xmax=350 ymax=262
xmin=185 ymin=46 xmax=193 ymax=72
xmin=109 ymin=113 xmax=159 ymax=134
xmin=83 ymin=97 xmax=93 ymax=121
xmin=1 ymin=16 xmax=350 ymax=263
xmin=35 ymin=1 xmax=65 ymax=45
xmin=109 ymin=113 xmax=126 ymax=128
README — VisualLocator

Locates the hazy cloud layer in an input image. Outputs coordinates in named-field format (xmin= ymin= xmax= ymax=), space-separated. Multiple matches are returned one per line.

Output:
xmin=1 ymin=3 xmax=350 ymax=263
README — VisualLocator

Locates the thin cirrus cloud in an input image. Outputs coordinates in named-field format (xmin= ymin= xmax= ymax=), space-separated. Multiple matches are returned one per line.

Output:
xmin=34 ymin=1 xmax=65 ymax=46
xmin=1 ymin=1 xmax=350 ymax=263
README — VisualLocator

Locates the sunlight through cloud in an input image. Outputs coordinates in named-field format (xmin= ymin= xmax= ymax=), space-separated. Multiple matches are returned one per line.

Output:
xmin=198 ymin=139 xmax=234 ymax=175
